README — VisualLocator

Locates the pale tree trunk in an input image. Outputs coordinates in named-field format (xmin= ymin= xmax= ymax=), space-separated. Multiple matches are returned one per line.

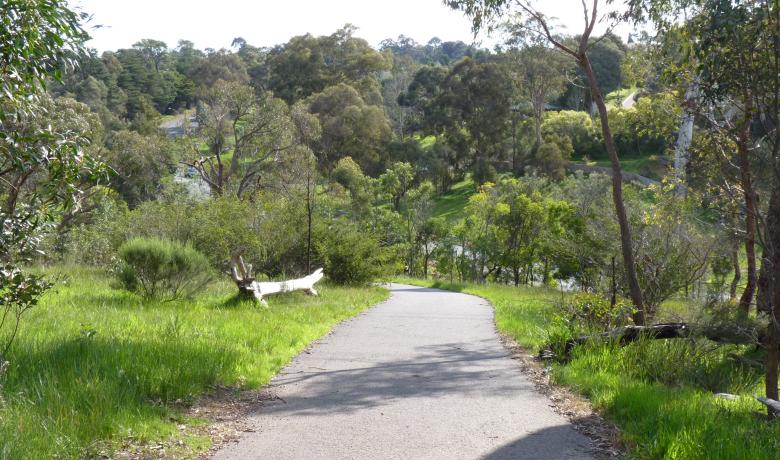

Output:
xmin=533 ymin=91 xmax=544 ymax=148
xmin=230 ymin=255 xmax=323 ymax=305
xmin=674 ymin=79 xmax=699 ymax=196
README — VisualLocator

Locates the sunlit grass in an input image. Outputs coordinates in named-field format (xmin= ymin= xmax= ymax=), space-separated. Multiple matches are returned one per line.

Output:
xmin=398 ymin=277 xmax=780 ymax=459
xmin=431 ymin=178 xmax=476 ymax=222
xmin=0 ymin=266 xmax=387 ymax=459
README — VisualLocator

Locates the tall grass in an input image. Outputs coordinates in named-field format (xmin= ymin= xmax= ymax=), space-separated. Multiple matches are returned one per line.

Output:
xmin=398 ymin=278 xmax=780 ymax=459
xmin=0 ymin=266 xmax=387 ymax=459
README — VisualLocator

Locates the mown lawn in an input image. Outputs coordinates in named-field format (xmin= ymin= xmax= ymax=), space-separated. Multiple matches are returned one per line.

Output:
xmin=397 ymin=278 xmax=780 ymax=459
xmin=0 ymin=266 xmax=387 ymax=459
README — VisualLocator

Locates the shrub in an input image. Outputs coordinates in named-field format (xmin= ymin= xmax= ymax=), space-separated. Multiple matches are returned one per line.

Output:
xmin=126 ymin=196 xmax=269 ymax=273
xmin=117 ymin=238 xmax=212 ymax=300
xmin=560 ymin=292 xmax=635 ymax=331
xmin=317 ymin=224 xmax=386 ymax=285
xmin=472 ymin=158 xmax=497 ymax=185
xmin=61 ymin=188 xmax=128 ymax=267
xmin=533 ymin=137 xmax=571 ymax=180
xmin=541 ymin=111 xmax=602 ymax=158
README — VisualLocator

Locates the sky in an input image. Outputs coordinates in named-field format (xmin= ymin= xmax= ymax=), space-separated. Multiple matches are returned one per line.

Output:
xmin=70 ymin=0 xmax=634 ymax=52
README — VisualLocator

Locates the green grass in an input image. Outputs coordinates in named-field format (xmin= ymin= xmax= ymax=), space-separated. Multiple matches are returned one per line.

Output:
xmin=398 ymin=277 xmax=780 ymax=459
xmin=431 ymin=178 xmax=476 ymax=222
xmin=0 ymin=266 xmax=387 ymax=459
xmin=418 ymin=135 xmax=437 ymax=150
xmin=575 ymin=154 xmax=665 ymax=180
xmin=605 ymin=86 xmax=638 ymax=107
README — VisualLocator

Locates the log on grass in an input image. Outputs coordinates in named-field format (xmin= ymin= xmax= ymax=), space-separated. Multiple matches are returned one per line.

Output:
xmin=757 ymin=397 xmax=780 ymax=418
xmin=230 ymin=255 xmax=324 ymax=304
xmin=562 ymin=323 xmax=690 ymax=355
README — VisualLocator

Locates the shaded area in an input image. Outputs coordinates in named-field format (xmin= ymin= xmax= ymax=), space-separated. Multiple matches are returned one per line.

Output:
xmin=483 ymin=425 xmax=595 ymax=460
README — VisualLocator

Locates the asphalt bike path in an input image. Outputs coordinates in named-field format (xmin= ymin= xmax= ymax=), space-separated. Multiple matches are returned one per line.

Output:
xmin=214 ymin=284 xmax=593 ymax=459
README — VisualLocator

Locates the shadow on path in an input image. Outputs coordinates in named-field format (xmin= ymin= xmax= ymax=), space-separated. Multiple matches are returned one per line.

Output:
xmin=482 ymin=424 xmax=595 ymax=459
xmin=259 ymin=341 xmax=530 ymax=416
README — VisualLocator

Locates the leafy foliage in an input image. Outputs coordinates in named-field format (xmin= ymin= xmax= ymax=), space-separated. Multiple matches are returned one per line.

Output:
xmin=0 ymin=0 xmax=105 ymax=365
xmin=117 ymin=237 xmax=212 ymax=299
xmin=317 ymin=223 xmax=388 ymax=285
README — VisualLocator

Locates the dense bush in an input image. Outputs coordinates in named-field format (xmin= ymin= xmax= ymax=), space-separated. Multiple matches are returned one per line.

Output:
xmin=125 ymin=195 xmax=270 ymax=273
xmin=472 ymin=157 xmax=498 ymax=185
xmin=532 ymin=136 xmax=571 ymax=180
xmin=541 ymin=111 xmax=603 ymax=159
xmin=317 ymin=223 xmax=387 ymax=285
xmin=117 ymin=238 xmax=212 ymax=299
xmin=61 ymin=190 xmax=129 ymax=267
xmin=562 ymin=292 xmax=635 ymax=330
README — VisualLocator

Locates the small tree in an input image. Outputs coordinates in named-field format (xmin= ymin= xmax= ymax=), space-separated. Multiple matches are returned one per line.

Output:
xmin=1 ymin=0 xmax=103 ymax=367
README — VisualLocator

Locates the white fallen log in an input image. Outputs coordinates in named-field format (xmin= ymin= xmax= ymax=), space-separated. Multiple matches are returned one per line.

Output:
xmin=230 ymin=255 xmax=324 ymax=304
xmin=757 ymin=397 xmax=780 ymax=418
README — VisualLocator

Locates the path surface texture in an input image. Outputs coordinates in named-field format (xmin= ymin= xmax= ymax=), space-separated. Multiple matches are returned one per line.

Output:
xmin=214 ymin=284 xmax=594 ymax=460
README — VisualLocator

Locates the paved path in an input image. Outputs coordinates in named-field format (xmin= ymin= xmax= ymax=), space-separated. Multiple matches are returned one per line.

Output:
xmin=213 ymin=284 xmax=594 ymax=460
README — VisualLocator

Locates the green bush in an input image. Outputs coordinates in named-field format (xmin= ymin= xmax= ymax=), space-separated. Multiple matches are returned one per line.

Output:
xmin=561 ymin=291 xmax=635 ymax=331
xmin=61 ymin=188 xmax=129 ymax=267
xmin=117 ymin=238 xmax=212 ymax=299
xmin=472 ymin=158 xmax=497 ymax=185
xmin=317 ymin=224 xmax=386 ymax=285
xmin=541 ymin=110 xmax=603 ymax=159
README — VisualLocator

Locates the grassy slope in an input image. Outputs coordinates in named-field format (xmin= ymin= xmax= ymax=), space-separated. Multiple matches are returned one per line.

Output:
xmin=431 ymin=178 xmax=476 ymax=222
xmin=397 ymin=278 xmax=780 ymax=459
xmin=0 ymin=266 xmax=387 ymax=459
xmin=576 ymin=156 xmax=666 ymax=181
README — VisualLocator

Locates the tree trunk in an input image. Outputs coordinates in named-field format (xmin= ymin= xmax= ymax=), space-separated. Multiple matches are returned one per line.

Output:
xmin=512 ymin=115 xmax=519 ymax=173
xmin=763 ymin=0 xmax=780 ymax=414
xmin=533 ymin=102 xmax=543 ymax=149
xmin=763 ymin=186 xmax=780 ymax=406
xmin=738 ymin=101 xmax=757 ymax=315
xmin=730 ymin=239 xmax=741 ymax=302
xmin=230 ymin=255 xmax=324 ymax=304
xmin=580 ymin=54 xmax=646 ymax=325
xmin=673 ymin=79 xmax=699 ymax=196
xmin=306 ymin=176 xmax=313 ymax=274
xmin=610 ymin=256 xmax=617 ymax=307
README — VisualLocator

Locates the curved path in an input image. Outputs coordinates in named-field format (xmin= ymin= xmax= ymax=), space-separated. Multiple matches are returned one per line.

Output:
xmin=213 ymin=284 xmax=594 ymax=459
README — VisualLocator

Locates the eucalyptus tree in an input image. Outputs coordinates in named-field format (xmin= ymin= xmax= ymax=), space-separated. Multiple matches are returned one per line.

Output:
xmin=307 ymin=83 xmax=392 ymax=174
xmin=401 ymin=57 xmax=515 ymax=183
xmin=0 ymin=0 xmax=105 ymax=366
xmin=264 ymin=25 xmax=391 ymax=105
xmin=502 ymin=18 xmax=572 ymax=148
xmin=447 ymin=0 xmax=648 ymax=324
xmin=185 ymin=80 xmax=296 ymax=198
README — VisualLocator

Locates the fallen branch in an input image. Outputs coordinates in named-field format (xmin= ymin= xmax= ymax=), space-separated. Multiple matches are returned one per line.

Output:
xmin=563 ymin=323 xmax=689 ymax=355
xmin=230 ymin=255 xmax=324 ymax=305
xmin=757 ymin=397 xmax=780 ymax=418
xmin=537 ymin=323 xmax=691 ymax=360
